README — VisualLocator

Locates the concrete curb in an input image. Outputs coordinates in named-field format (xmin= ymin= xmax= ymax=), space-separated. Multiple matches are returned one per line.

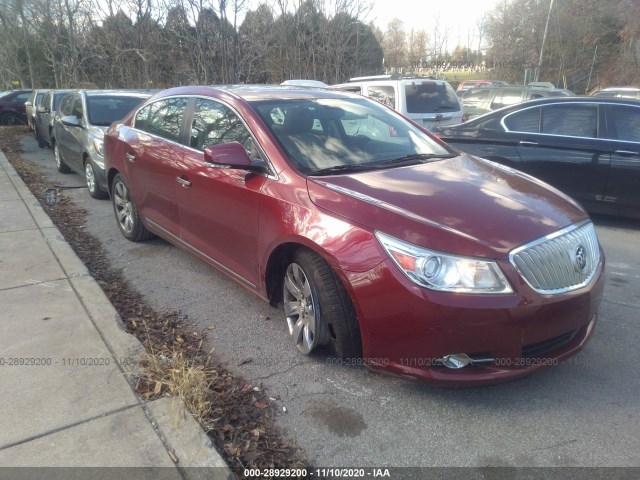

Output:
xmin=0 ymin=146 xmax=233 ymax=478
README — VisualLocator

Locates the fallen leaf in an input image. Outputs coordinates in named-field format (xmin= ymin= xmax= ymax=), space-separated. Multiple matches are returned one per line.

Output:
xmin=255 ymin=402 xmax=268 ymax=409
xmin=237 ymin=358 xmax=253 ymax=366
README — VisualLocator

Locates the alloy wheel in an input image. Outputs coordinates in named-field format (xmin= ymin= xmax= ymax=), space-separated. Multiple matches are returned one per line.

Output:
xmin=85 ymin=162 xmax=96 ymax=193
xmin=283 ymin=262 xmax=323 ymax=354
xmin=113 ymin=181 xmax=134 ymax=235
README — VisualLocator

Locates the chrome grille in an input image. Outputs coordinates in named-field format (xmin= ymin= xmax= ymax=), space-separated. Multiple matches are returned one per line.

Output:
xmin=509 ymin=220 xmax=600 ymax=294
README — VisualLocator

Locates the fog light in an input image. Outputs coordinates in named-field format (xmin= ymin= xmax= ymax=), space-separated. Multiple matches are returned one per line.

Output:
xmin=441 ymin=353 xmax=473 ymax=369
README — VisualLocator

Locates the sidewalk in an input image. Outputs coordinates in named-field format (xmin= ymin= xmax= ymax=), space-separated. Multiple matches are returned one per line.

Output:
xmin=0 ymin=149 xmax=233 ymax=479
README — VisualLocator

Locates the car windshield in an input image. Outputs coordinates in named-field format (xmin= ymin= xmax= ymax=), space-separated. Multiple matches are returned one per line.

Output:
xmin=405 ymin=82 xmax=460 ymax=113
xmin=87 ymin=95 xmax=146 ymax=126
xmin=251 ymin=97 xmax=451 ymax=175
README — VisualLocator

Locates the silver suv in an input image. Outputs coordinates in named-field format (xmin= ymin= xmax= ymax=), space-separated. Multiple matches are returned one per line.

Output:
xmin=53 ymin=90 xmax=151 ymax=198
xmin=461 ymin=85 xmax=574 ymax=120
xmin=331 ymin=76 xmax=464 ymax=130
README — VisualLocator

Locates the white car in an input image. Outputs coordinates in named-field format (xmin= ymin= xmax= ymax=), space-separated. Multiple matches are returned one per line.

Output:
xmin=331 ymin=75 xmax=464 ymax=130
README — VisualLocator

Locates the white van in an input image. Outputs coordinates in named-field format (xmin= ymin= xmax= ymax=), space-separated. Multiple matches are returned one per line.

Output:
xmin=331 ymin=75 xmax=464 ymax=130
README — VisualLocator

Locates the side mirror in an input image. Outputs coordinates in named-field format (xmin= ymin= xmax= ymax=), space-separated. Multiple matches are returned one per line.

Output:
xmin=36 ymin=106 xmax=48 ymax=114
xmin=203 ymin=142 xmax=267 ymax=174
xmin=61 ymin=115 xmax=82 ymax=128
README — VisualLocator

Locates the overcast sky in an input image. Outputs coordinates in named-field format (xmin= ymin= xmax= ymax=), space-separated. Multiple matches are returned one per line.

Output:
xmin=367 ymin=0 xmax=503 ymax=49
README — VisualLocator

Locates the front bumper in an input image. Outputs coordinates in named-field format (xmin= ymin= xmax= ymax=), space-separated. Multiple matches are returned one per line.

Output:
xmin=342 ymin=255 xmax=605 ymax=386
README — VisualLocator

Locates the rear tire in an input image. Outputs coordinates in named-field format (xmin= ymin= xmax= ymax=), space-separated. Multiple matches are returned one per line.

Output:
xmin=35 ymin=127 xmax=47 ymax=148
xmin=283 ymin=249 xmax=362 ymax=360
xmin=111 ymin=173 xmax=154 ymax=242
xmin=0 ymin=112 xmax=23 ymax=126
xmin=53 ymin=142 xmax=71 ymax=173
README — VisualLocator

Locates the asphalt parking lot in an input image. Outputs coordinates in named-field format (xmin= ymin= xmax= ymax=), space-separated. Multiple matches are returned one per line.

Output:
xmin=17 ymin=133 xmax=640 ymax=469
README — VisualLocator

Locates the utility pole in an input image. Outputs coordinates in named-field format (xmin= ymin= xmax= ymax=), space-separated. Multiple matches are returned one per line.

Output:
xmin=535 ymin=0 xmax=554 ymax=82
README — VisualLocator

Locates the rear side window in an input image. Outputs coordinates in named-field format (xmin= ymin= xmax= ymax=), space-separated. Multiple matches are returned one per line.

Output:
xmin=491 ymin=90 xmax=523 ymax=110
xmin=607 ymin=105 xmax=640 ymax=142
xmin=462 ymin=89 xmax=492 ymax=106
xmin=504 ymin=107 xmax=541 ymax=132
xmin=367 ymin=86 xmax=395 ymax=109
xmin=135 ymin=97 xmax=189 ymax=142
xmin=405 ymin=82 xmax=459 ymax=113
xmin=541 ymin=104 xmax=598 ymax=138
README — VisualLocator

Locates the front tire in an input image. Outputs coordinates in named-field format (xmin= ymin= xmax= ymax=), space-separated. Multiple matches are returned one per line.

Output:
xmin=283 ymin=250 xmax=362 ymax=359
xmin=53 ymin=142 xmax=71 ymax=173
xmin=111 ymin=173 xmax=154 ymax=242
xmin=85 ymin=161 xmax=107 ymax=199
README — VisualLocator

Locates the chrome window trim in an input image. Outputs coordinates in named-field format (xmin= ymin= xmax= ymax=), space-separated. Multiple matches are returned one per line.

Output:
xmin=509 ymin=219 xmax=601 ymax=295
xmin=500 ymin=100 xmax=640 ymax=142
xmin=129 ymin=94 xmax=278 ymax=180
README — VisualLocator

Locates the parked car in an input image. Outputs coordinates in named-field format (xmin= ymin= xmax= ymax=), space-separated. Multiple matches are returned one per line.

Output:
xmin=435 ymin=97 xmax=640 ymax=219
xmin=25 ymin=89 xmax=49 ymax=131
xmin=0 ymin=89 xmax=32 ymax=125
xmin=35 ymin=89 xmax=74 ymax=148
xmin=461 ymin=85 xmax=574 ymax=120
xmin=592 ymin=87 xmax=640 ymax=100
xmin=53 ymin=90 xmax=151 ymax=198
xmin=104 ymin=85 xmax=604 ymax=385
xmin=331 ymin=76 xmax=464 ymax=130
xmin=456 ymin=79 xmax=492 ymax=96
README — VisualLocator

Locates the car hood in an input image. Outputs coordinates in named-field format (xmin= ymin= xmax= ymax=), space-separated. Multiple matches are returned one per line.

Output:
xmin=307 ymin=155 xmax=588 ymax=259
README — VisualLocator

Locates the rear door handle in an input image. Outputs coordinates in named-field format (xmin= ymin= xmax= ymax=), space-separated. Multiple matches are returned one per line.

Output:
xmin=518 ymin=140 xmax=538 ymax=146
xmin=125 ymin=153 xmax=136 ymax=162
xmin=176 ymin=176 xmax=192 ymax=187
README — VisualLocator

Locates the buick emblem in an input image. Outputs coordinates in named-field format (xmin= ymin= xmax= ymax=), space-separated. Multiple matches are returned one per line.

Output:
xmin=575 ymin=245 xmax=588 ymax=272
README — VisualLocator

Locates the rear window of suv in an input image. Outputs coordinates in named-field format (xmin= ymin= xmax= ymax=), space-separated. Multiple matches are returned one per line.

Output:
xmin=405 ymin=82 xmax=459 ymax=114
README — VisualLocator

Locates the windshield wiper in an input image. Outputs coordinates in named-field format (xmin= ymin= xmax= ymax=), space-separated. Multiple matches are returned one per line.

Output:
xmin=378 ymin=153 xmax=456 ymax=166
xmin=309 ymin=163 xmax=379 ymax=176
xmin=433 ymin=105 xmax=457 ymax=111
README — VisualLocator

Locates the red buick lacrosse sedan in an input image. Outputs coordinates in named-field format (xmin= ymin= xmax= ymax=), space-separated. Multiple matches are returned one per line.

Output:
xmin=104 ymin=86 xmax=604 ymax=385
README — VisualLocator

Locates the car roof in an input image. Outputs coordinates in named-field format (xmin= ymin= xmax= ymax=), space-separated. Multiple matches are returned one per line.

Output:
xmin=150 ymin=85 xmax=356 ymax=103
xmin=81 ymin=89 xmax=154 ymax=97
xmin=596 ymin=86 xmax=640 ymax=92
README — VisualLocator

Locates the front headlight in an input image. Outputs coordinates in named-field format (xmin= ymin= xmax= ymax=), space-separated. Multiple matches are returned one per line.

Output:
xmin=92 ymin=138 xmax=104 ymax=156
xmin=376 ymin=232 xmax=513 ymax=294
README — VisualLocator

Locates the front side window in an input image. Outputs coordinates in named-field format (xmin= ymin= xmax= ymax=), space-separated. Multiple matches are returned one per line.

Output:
xmin=58 ymin=95 xmax=74 ymax=117
xmin=251 ymin=97 xmax=450 ymax=174
xmin=53 ymin=93 xmax=68 ymax=110
xmin=541 ymin=104 xmax=598 ymax=138
xmin=189 ymin=98 xmax=255 ymax=156
xmin=136 ymin=97 xmax=189 ymax=142
xmin=367 ymin=85 xmax=395 ymax=109
xmin=607 ymin=105 xmax=640 ymax=142
xmin=405 ymin=82 xmax=460 ymax=113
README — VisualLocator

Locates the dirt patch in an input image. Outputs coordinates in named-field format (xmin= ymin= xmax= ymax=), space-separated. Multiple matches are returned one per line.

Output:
xmin=0 ymin=126 xmax=308 ymax=476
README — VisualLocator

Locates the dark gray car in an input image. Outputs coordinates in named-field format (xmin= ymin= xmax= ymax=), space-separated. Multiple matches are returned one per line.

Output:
xmin=35 ymin=89 xmax=74 ymax=148
xmin=53 ymin=90 xmax=151 ymax=198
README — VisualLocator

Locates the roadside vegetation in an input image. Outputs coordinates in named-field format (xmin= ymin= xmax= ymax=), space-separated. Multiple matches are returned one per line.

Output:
xmin=0 ymin=0 xmax=638 ymax=93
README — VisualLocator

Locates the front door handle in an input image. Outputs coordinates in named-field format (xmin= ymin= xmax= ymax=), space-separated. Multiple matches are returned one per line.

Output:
xmin=518 ymin=140 xmax=538 ymax=146
xmin=176 ymin=176 xmax=192 ymax=187
xmin=125 ymin=153 xmax=136 ymax=162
